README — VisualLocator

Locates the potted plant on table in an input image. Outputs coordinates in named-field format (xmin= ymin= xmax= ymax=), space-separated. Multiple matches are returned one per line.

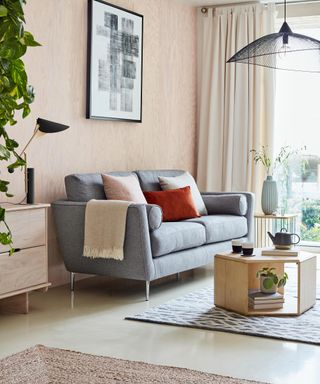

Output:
xmin=256 ymin=267 xmax=288 ymax=294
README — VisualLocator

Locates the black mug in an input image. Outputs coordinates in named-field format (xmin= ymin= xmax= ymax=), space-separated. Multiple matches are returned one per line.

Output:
xmin=232 ymin=240 xmax=242 ymax=253
xmin=242 ymin=242 xmax=254 ymax=256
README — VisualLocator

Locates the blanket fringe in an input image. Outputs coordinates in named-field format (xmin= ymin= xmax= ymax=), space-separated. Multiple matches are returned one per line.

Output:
xmin=83 ymin=246 xmax=124 ymax=261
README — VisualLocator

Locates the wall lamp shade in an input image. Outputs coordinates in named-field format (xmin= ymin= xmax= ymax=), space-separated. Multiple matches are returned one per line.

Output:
xmin=18 ymin=118 xmax=70 ymax=157
xmin=227 ymin=0 xmax=320 ymax=73
xmin=9 ymin=117 xmax=70 ymax=204
xmin=37 ymin=118 xmax=69 ymax=134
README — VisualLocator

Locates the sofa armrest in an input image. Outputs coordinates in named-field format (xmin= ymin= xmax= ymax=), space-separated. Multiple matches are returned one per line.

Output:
xmin=201 ymin=192 xmax=255 ymax=242
xmin=145 ymin=204 xmax=162 ymax=231
xmin=52 ymin=200 xmax=156 ymax=280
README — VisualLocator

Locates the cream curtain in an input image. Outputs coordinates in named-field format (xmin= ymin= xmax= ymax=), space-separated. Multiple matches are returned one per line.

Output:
xmin=197 ymin=4 xmax=276 ymax=206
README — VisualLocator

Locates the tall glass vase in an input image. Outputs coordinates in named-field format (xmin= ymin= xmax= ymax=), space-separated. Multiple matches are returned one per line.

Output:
xmin=261 ymin=176 xmax=278 ymax=215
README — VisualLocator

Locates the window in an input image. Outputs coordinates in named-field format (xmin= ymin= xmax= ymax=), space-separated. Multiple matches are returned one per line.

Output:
xmin=274 ymin=16 xmax=320 ymax=245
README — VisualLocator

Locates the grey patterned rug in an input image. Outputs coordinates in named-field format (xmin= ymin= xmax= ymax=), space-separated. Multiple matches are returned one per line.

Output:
xmin=126 ymin=285 xmax=320 ymax=345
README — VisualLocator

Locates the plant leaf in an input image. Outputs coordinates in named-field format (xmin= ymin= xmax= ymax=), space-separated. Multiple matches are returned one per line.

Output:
xmin=21 ymin=31 xmax=41 ymax=47
xmin=0 ymin=207 xmax=5 ymax=221
xmin=0 ymin=144 xmax=11 ymax=160
xmin=0 ymin=232 xmax=12 ymax=245
xmin=5 ymin=138 xmax=19 ymax=150
xmin=22 ymin=104 xmax=30 ymax=118
xmin=0 ymin=179 xmax=9 ymax=193
xmin=0 ymin=5 xmax=8 ymax=17
xmin=263 ymin=277 xmax=274 ymax=290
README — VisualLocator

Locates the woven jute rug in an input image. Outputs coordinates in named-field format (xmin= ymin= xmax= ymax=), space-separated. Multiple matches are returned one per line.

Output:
xmin=0 ymin=345 xmax=264 ymax=384
xmin=126 ymin=285 xmax=320 ymax=345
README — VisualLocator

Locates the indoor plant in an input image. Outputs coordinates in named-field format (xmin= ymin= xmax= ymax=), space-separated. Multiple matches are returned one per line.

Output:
xmin=0 ymin=0 xmax=40 ymax=253
xmin=250 ymin=145 xmax=300 ymax=215
xmin=256 ymin=267 xmax=288 ymax=294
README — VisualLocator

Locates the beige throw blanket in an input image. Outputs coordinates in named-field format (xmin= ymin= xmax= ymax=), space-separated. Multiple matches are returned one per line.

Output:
xmin=83 ymin=199 xmax=132 ymax=261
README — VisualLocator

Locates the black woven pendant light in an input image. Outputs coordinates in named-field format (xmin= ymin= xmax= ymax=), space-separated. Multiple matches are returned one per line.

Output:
xmin=227 ymin=0 xmax=320 ymax=73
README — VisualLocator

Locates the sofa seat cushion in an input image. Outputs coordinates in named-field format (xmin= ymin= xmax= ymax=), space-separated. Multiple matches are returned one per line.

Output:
xmin=187 ymin=215 xmax=248 ymax=244
xmin=151 ymin=222 xmax=206 ymax=258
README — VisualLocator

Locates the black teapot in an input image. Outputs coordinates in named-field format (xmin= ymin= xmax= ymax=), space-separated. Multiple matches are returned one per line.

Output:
xmin=267 ymin=228 xmax=300 ymax=250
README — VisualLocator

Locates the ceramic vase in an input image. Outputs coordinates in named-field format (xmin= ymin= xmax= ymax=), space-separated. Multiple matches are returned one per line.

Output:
xmin=261 ymin=176 xmax=278 ymax=215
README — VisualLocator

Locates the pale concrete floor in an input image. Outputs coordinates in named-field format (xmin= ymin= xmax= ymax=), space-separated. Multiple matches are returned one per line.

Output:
xmin=0 ymin=266 xmax=319 ymax=384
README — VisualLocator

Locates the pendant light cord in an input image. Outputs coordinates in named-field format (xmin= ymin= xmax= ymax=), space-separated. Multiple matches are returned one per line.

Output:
xmin=284 ymin=0 xmax=287 ymax=22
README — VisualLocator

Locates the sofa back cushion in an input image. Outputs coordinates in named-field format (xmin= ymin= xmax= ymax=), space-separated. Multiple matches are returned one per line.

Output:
xmin=202 ymin=194 xmax=248 ymax=216
xmin=135 ymin=170 xmax=185 ymax=192
xmin=102 ymin=174 xmax=147 ymax=203
xmin=65 ymin=172 xmax=133 ymax=202
xmin=158 ymin=172 xmax=208 ymax=216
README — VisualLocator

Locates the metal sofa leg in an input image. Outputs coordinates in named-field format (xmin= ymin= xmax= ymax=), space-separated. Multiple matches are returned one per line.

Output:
xmin=145 ymin=281 xmax=150 ymax=301
xmin=70 ymin=272 xmax=75 ymax=292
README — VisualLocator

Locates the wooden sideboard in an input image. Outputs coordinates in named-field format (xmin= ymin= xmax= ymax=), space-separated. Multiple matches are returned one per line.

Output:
xmin=0 ymin=204 xmax=51 ymax=314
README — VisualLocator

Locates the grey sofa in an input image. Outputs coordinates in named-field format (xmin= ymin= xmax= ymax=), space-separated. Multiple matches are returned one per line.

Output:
xmin=52 ymin=170 xmax=254 ymax=300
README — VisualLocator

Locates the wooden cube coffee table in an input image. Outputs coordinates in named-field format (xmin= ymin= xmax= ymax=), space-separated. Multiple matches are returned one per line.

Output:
xmin=214 ymin=249 xmax=317 ymax=316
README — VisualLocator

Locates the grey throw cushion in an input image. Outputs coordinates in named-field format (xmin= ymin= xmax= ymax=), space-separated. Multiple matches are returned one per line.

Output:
xmin=187 ymin=215 xmax=248 ymax=244
xmin=134 ymin=170 xmax=185 ymax=192
xmin=158 ymin=172 xmax=208 ymax=216
xmin=202 ymin=194 xmax=247 ymax=216
xmin=150 ymin=222 xmax=206 ymax=257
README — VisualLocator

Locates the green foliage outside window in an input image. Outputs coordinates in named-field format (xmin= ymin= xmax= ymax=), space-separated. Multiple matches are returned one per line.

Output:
xmin=301 ymin=199 xmax=320 ymax=242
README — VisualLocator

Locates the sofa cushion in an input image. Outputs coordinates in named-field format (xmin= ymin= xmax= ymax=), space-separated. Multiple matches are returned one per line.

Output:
xmin=135 ymin=170 xmax=185 ymax=192
xmin=144 ymin=187 xmax=200 ymax=222
xmin=158 ymin=172 xmax=208 ymax=216
xmin=151 ymin=222 xmax=206 ymax=258
xmin=187 ymin=215 xmax=248 ymax=244
xmin=102 ymin=174 xmax=147 ymax=203
xmin=65 ymin=172 xmax=132 ymax=202
xmin=202 ymin=194 xmax=247 ymax=216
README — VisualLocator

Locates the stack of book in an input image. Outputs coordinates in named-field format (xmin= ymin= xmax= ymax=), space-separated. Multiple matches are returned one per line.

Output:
xmin=261 ymin=248 xmax=299 ymax=257
xmin=248 ymin=290 xmax=284 ymax=310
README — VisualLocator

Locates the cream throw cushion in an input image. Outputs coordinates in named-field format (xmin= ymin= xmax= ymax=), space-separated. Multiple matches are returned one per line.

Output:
xmin=101 ymin=174 xmax=147 ymax=204
xmin=158 ymin=172 xmax=208 ymax=215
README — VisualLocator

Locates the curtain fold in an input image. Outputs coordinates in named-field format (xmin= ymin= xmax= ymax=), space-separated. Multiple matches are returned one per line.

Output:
xmin=197 ymin=4 xmax=276 ymax=209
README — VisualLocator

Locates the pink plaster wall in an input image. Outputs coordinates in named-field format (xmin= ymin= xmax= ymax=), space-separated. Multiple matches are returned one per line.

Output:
xmin=4 ymin=0 xmax=197 ymax=286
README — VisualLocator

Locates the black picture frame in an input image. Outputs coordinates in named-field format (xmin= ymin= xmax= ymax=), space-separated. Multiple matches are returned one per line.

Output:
xmin=86 ymin=0 xmax=143 ymax=122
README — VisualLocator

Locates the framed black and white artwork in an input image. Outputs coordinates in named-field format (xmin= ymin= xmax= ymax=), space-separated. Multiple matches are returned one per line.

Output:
xmin=87 ymin=0 xmax=143 ymax=122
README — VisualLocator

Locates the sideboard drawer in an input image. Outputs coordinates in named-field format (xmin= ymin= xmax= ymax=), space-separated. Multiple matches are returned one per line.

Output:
xmin=0 ymin=246 xmax=47 ymax=295
xmin=4 ymin=208 xmax=46 ymax=252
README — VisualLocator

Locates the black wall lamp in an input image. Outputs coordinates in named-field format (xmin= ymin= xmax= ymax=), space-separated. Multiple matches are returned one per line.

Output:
xmin=9 ymin=118 xmax=69 ymax=204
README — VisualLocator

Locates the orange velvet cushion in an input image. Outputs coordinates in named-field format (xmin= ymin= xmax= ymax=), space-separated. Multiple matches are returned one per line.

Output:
xmin=144 ymin=187 xmax=200 ymax=222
